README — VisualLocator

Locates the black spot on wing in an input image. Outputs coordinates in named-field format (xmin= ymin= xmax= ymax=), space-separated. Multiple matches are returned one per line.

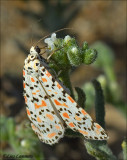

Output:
xmin=44 ymin=95 xmax=48 ymax=99
xmin=58 ymin=131 xmax=62 ymax=135
xmin=62 ymin=90 xmax=66 ymax=97
xmin=46 ymin=128 xmax=50 ymax=131
xmin=42 ymin=68 xmax=45 ymax=72
xmin=101 ymin=131 xmax=105 ymax=135
xmin=76 ymin=105 xmax=80 ymax=108
xmin=33 ymin=97 xmax=39 ymax=102
xmin=26 ymin=94 xmax=30 ymax=97
xmin=28 ymin=67 xmax=32 ymax=70
xmin=51 ymin=111 xmax=55 ymax=115
xmin=76 ymin=113 xmax=80 ymax=116
xmin=68 ymin=110 xmax=72 ymax=114
xmin=39 ymin=111 xmax=42 ymax=115
xmin=52 ymin=77 xmax=55 ymax=83
xmin=59 ymin=108 xmax=63 ymax=111
xmin=46 ymin=109 xmax=50 ymax=112
xmin=58 ymin=97 xmax=61 ymax=101
xmin=36 ymin=63 xmax=39 ymax=66
xmin=62 ymin=98 xmax=66 ymax=102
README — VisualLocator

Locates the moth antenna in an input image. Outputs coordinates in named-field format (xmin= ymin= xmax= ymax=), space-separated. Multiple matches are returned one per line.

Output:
xmin=29 ymin=18 xmax=44 ymax=47
xmin=39 ymin=45 xmax=47 ymax=56
xmin=30 ymin=25 xmax=33 ymax=46
xmin=40 ymin=51 xmax=46 ymax=56
xmin=34 ymin=28 xmax=74 ymax=46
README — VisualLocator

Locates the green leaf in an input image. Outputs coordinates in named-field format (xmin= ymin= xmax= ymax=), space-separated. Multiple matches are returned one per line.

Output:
xmin=75 ymin=87 xmax=86 ymax=109
xmin=92 ymin=79 xmax=105 ymax=129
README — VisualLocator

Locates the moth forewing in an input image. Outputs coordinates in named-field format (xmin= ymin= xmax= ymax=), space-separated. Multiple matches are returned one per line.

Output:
xmin=23 ymin=43 xmax=108 ymax=145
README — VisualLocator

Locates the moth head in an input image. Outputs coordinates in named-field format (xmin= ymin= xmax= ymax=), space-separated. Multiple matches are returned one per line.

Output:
xmin=34 ymin=46 xmax=41 ymax=54
xmin=30 ymin=46 xmax=41 ymax=55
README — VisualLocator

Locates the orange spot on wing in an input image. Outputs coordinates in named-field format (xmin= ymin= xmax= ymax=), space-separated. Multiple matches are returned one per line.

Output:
xmin=75 ymin=115 xmax=82 ymax=121
xmin=36 ymin=90 xmax=40 ymax=92
xmin=46 ymin=71 xmax=51 ymax=77
xmin=23 ymin=83 xmax=25 ymax=88
xmin=35 ymin=100 xmax=47 ymax=109
xmin=55 ymin=125 xmax=60 ymax=130
xmin=63 ymin=103 xmax=69 ymax=108
xmin=57 ymin=83 xmax=62 ymax=89
xmin=96 ymin=129 xmax=100 ymax=135
xmin=31 ymin=124 xmax=36 ymax=130
xmin=42 ymin=78 xmax=47 ymax=82
xmin=81 ymin=109 xmax=87 ymax=116
xmin=23 ymin=70 xmax=25 ymax=76
xmin=31 ymin=78 xmax=35 ymax=82
xmin=95 ymin=124 xmax=101 ymax=135
xmin=32 ymin=92 xmax=36 ymax=95
xmin=26 ymin=108 xmax=30 ymax=116
xmin=41 ymin=100 xmax=47 ymax=106
xmin=69 ymin=122 xmax=75 ymax=127
xmin=46 ymin=114 xmax=54 ymax=121
xmin=63 ymin=112 xmax=70 ymax=119
xmin=68 ymin=96 xmax=75 ymax=103
xmin=37 ymin=117 xmax=42 ymax=123
xmin=79 ymin=130 xmax=88 ymax=135
xmin=24 ymin=96 xmax=27 ymax=103
xmin=54 ymin=100 xmax=69 ymax=108
xmin=95 ymin=124 xmax=101 ymax=129
xmin=54 ymin=92 xmax=58 ymax=94
xmin=48 ymin=90 xmax=51 ymax=92
xmin=54 ymin=99 xmax=62 ymax=105
xmin=47 ymin=132 xmax=56 ymax=138
xmin=35 ymin=103 xmax=38 ymax=109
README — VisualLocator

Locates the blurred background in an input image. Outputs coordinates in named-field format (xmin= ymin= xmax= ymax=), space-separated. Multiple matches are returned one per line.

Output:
xmin=1 ymin=1 xmax=126 ymax=160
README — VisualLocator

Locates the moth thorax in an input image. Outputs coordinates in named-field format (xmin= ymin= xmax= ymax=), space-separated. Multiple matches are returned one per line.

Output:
xmin=25 ymin=58 xmax=40 ymax=75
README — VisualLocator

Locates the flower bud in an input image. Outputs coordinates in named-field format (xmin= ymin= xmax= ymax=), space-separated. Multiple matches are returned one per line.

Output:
xmin=83 ymin=48 xmax=97 ymax=65
xmin=64 ymin=35 xmax=71 ymax=43
xmin=67 ymin=46 xmax=82 ymax=66
xmin=82 ymin=41 xmax=89 ymax=51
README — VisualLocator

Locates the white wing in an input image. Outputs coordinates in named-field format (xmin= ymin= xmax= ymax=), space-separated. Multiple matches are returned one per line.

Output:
xmin=38 ymin=66 xmax=108 ymax=140
xmin=23 ymin=68 xmax=65 ymax=145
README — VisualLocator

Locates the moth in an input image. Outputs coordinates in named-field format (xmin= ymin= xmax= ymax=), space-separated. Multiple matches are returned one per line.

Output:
xmin=23 ymin=33 xmax=108 ymax=145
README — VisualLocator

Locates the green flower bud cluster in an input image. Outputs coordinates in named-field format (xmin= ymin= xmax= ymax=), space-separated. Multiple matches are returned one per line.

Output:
xmin=44 ymin=34 xmax=97 ymax=71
